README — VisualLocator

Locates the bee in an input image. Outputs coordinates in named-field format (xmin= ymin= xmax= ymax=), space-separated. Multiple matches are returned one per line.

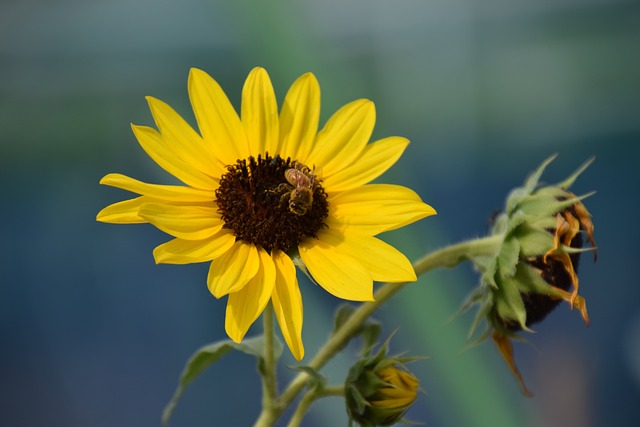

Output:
xmin=280 ymin=162 xmax=318 ymax=215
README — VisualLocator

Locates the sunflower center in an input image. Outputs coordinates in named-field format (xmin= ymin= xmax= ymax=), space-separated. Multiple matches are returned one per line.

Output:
xmin=215 ymin=153 xmax=329 ymax=254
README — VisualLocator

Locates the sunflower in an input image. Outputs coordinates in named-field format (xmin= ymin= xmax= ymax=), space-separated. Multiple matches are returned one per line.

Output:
xmin=97 ymin=67 xmax=436 ymax=360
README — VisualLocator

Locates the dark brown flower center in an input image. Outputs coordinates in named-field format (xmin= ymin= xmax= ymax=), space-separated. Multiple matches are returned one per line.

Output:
xmin=215 ymin=154 xmax=329 ymax=254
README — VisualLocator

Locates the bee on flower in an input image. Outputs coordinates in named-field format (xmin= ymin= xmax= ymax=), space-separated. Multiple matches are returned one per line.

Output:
xmin=277 ymin=161 xmax=319 ymax=216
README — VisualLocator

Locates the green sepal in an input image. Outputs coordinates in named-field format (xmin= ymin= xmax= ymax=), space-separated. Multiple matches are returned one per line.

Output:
xmin=480 ymin=256 xmax=499 ymax=289
xmin=453 ymin=285 xmax=491 ymax=341
xmin=463 ymin=322 xmax=493 ymax=350
xmin=490 ymin=211 xmax=509 ymax=234
xmin=505 ymin=187 xmax=531 ymax=216
xmin=494 ymin=274 xmax=529 ymax=331
xmin=516 ymin=190 xmax=580 ymax=218
xmin=466 ymin=292 xmax=494 ymax=341
xmin=562 ymin=245 xmax=595 ymax=255
xmin=497 ymin=236 xmax=520 ymax=279
xmin=360 ymin=371 xmax=387 ymax=395
xmin=557 ymin=155 xmax=595 ymax=189
xmin=514 ymin=224 xmax=554 ymax=257
xmin=161 ymin=335 xmax=283 ymax=427
xmin=506 ymin=154 xmax=557 ymax=213
xmin=505 ymin=210 xmax=528 ymax=234
xmin=346 ymin=382 xmax=371 ymax=418
xmin=515 ymin=263 xmax=553 ymax=294
xmin=519 ymin=214 xmax=558 ymax=230
xmin=523 ymin=154 xmax=558 ymax=192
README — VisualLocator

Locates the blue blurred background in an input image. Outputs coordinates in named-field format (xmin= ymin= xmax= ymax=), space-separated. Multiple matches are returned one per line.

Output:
xmin=1 ymin=0 xmax=639 ymax=426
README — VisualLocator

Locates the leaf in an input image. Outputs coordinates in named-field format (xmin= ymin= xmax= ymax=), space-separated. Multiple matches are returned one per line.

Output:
xmin=332 ymin=303 xmax=381 ymax=355
xmin=161 ymin=335 xmax=282 ymax=427
xmin=333 ymin=303 xmax=357 ymax=333
xmin=360 ymin=321 xmax=382 ymax=356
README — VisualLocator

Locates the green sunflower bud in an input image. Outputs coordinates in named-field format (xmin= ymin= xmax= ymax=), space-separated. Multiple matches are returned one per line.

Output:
xmin=345 ymin=339 xmax=420 ymax=426
xmin=466 ymin=154 xmax=597 ymax=396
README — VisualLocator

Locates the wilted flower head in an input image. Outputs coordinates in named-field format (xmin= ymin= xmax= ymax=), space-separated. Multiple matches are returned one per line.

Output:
xmin=465 ymin=155 xmax=596 ymax=395
xmin=345 ymin=339 xmax=420 ymax=426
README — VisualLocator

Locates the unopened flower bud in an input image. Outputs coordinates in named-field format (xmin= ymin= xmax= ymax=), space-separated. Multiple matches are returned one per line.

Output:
xmin=345 ymin=339 xmax=420 ymax=426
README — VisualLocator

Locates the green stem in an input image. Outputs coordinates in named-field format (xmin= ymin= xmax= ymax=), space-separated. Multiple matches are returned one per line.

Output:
xmin=276 ymin=235 xmax=501 ymax=417
xmin=254 ymin=303 xmax=279 ymax=427
xmin=286 ymin=386 xmax=345 ymax=427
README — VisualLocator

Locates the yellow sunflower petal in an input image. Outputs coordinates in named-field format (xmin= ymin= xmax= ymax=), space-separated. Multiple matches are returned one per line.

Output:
xmin=278 ymin=73 xmax=320 ymax=162
xmin=298 ymin=234 xmax=373 ymax=301
xmin=321 ymin=136 xmax=409 ymax=192
xmin=318 ymin=229 xmax=416 ymax=282
xmin=225 ymin=247 xmax=276 ymax=342
xmin=131 ymin=124 xmax=215 ymax=190
xmin=328 ymin=184 xmax=436 ymax=235
xmin=96 ymin=197 xmax=147 ymax=223
xmin=207 ymin=241 xmax=260 ymax=298
xmin=271 ymin=250 xmax=304 ymax=361
xmin=146 ymin=96 xmax=226 ymax=177
xmin=100 ymin=173 xmax=215 ymax=202
xmin=307 ymin=99 xmax=375 ymax=176
xmin=138 ymin=203 xmax=223 ymax=240
xmin=241 ymin=67 xmax=279 ymax=156
xmin=153 ymin=229 xmax=236 ymax=264
xmin=372 ymin=395 xmax=416 ymax=409
xmin=188 ymin=68 xmax=250 ymax=165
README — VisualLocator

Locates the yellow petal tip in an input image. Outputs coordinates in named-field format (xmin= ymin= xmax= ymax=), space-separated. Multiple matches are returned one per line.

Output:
xmin=299 ymin=72 xmax=318 ymax=85
xmin=151 ymin=247 xmax=164 ymax=265
xmin=228 ymin=334 xmax=242 ymax=344
xmin=249 ymin=66 xmax=268 ymax=75
xmin=188 ymin=67 xmax=210 ymax=84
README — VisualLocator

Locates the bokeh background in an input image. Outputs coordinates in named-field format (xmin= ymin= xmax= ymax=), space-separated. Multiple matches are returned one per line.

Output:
xmin=2 ymin=0 xmax=639 ymax=426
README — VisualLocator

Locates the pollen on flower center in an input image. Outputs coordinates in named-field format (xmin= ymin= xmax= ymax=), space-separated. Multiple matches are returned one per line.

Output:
xmin=215 ymin=153 xmax=329 ymax=254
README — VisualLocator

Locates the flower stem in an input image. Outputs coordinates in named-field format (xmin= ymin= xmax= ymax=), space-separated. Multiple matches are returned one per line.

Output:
xmin=286 ymin=386 xmax=345 ymax=427
xmin=276 ymin=235 xmax=501 ymax=417
xmin=255 ymin=302 xmax=279 ymax=427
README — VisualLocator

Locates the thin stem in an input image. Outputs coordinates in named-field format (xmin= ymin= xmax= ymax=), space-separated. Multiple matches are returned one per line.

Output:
xmin=286 ymin=386 xmax=345 ymax=427
xmin=263 ymin=302 xmax=278 ymax=402
xmin=277 ymin=235 xmax=501 ymax=414
xmin=254 ymin=303 xmax=278 ymax=427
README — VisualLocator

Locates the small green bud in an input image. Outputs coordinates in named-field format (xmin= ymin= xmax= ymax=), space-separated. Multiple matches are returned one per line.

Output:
xmin=466 ymin=155 xmax=597 ymax=395
xmin=345 ymin=339 xmax=420 ymax=426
